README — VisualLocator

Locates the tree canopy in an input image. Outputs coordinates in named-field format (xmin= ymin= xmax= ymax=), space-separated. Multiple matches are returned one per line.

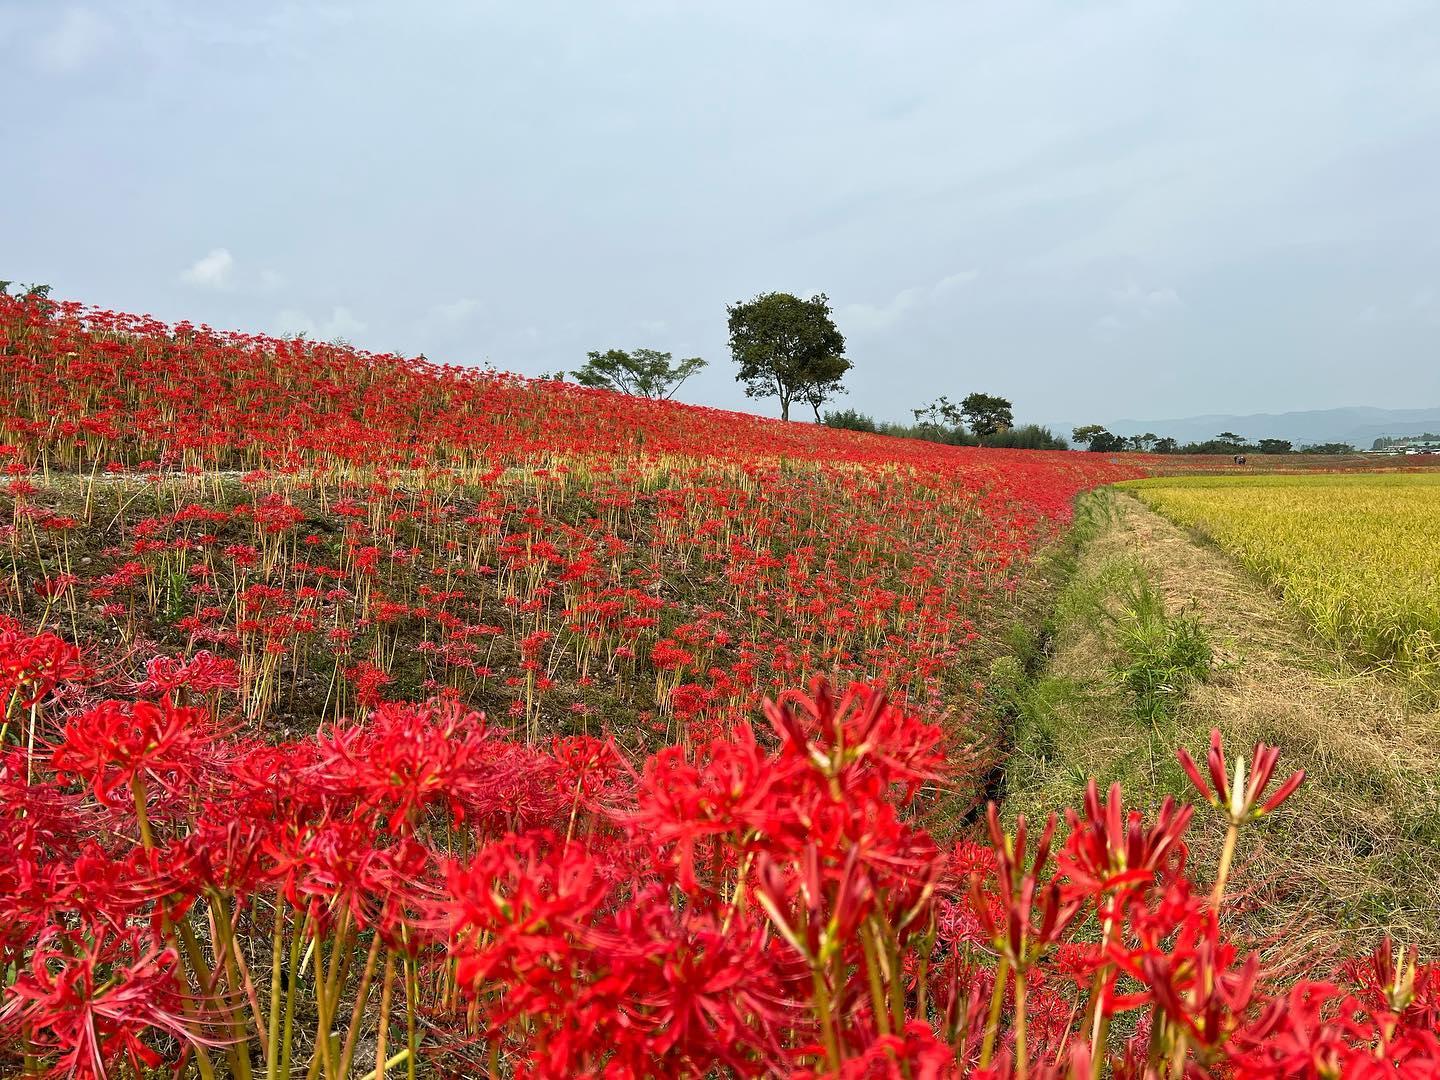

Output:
xmin=726 ymin=292 xmax=850 ymax=421
xmin=959 ymin=393 xmax=1013 ymax=444
xmin=1071 ymin=424 xmax=1127 ymax=453
xmin=570 ymin=348 xmax=706 ymax=400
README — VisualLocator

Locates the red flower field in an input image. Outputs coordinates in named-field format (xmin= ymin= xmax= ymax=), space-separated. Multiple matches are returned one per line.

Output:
xmin=1 ymin=292 xmax=1436 ymax=1077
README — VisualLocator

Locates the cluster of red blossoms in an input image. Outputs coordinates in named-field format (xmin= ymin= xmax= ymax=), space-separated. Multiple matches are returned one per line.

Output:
xmin=0 ymin=295 xmax=1436 ymax=1077
xmin=0 ymin=292 xmax=1141 ymax=742
xmin=3 ymin=624 xmax=1438 ymax=1078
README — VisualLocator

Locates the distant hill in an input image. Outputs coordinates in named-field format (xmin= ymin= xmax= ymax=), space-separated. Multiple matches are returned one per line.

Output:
xmin=1092 ymin=406 xmax=1440 ymax=449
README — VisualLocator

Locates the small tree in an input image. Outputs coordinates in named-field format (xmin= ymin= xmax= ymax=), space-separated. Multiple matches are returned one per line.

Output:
xmin=1257 ymin=438 xmax=1293 ymax=454
xmin=571 ymin=348 xmax=706 ymax=400
xmin=1215 ymin=431 xmax=1244 ymax=448
xmin=1154 ymin=437 xmax=1178 ymax=454
xmin=727 ymin=292 xmax=850 ymax=421
xmin=912 ymin=396 xmax=964 ymax=432
xmin=959 ymin=393 xmax=1014 ymax=444
xmin=1072 ymin=424 xmax=1126 ymax=453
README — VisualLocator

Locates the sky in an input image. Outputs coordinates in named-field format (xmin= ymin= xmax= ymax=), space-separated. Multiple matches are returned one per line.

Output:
xmin=3 ymin=0 xmax=1439 ymax=428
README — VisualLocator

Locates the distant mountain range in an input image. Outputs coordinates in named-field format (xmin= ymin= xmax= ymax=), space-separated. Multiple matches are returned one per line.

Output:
xmin=1075 ymin=406 xmax=1440 ymax=448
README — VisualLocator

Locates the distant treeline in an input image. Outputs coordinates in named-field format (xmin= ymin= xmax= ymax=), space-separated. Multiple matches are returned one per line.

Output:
xmin=1372 ymin=433 xmax=1440 ymax=450
xmin=824 ymin=407 xmax=1068 ymax=450
xmin=1071 ymin=425 xmax=1355 ymax=455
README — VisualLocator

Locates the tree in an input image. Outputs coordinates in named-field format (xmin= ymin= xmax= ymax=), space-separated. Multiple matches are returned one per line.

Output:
xmin=1215 ymin=431 xmax=1244 ymax=447
xmin=1257 ymin=438 xmax=1293 ymax=454
xmin=571 ymin=348 xmax=706 ymax=400
xmin=959 ymin=393 xmax=1014 ymax=445
xmin=727 ymin=292 xmax=850 ymax=421
xmin=1154 ymin=437 xmax=1178 ymax=454
xmin=912 ymin=396 xmax=963 ymax=431
xmin=1071 ymin=424 xmax=1126 ymax=453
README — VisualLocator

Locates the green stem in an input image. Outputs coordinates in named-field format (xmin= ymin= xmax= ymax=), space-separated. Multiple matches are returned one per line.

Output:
xmin=1014 ymin=968 xmax=1028 ymax=1080
xmin=281 ymin=910 xmax=306 ymax=1079
xmin=1211 ymin=822 xmax=1239 ymax=908
xmin=404 ymin=954 xmax=419 ymax=1080
xmin=375 ymin=951 xmax=396 ymax=1080
xmin=978 ymin=956 xmax=1011 ymax=1070
xmin=265 ymin=899 xmax=286 ymax=1080
xmin=336 ymin=933 xmax=384 ymax=1080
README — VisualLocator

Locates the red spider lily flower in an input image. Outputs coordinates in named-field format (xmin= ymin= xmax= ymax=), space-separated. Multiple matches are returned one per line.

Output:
xmin=764 ymin=677 xmax=949 ymax=800
xmin=127 ymin=650 xmax=239 ymax=696
xmin=577 ymin=884 xmax=790 ymax=1076
xmin=1177 ymin=729 xmax=1305 ymax=823
xmin=312 ymin=697 xmax=499 ymax=829
xmin=0 ymin=924 xmax=225 ymax=1079
xmin=1060 ymin=779 xmax=1193 ymax=900
xmin=35 ymin=574 xmax=79 ymax=602
xmin=51 ymin=697 xmax=224 ymax=809
xmin=624 ymin=725 xmax=785 ymax=893
xmin=440 ymin=832 xmax=608 ymax=1019
xmin=968 ymin=807 xmax=1082 ymax=970
xmin=0 ymin=616 xmax=86 ymax=710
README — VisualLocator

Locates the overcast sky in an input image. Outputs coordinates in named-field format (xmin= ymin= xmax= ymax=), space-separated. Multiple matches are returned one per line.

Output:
xmin=3 ymin=1 xmax=1438 ymax=426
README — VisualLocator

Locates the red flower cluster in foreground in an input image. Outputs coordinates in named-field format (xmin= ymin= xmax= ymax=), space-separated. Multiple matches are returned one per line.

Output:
xmin=2 ymin=620 xmax=1437 ymax=1078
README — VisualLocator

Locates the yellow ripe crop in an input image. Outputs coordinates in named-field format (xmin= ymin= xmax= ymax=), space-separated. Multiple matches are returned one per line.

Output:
xmin=1121 ymin=473 xmax=1440 ymax=691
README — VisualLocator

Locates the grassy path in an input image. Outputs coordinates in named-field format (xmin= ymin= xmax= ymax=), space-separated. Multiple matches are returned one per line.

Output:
xmin=1002 ymin=490 xmax=1440 ymax=949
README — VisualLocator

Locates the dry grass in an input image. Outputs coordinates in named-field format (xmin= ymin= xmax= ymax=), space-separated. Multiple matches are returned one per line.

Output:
xmin=1004 ymin=490 xmax=1440 ymax=953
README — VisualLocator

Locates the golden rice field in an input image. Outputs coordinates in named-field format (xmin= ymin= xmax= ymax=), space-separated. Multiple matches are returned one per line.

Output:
xmin=1123 ymin=472 xmax=1440 ymax=691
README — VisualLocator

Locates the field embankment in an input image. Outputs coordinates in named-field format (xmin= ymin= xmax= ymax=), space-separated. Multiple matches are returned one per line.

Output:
xmin=1004 ymin=489 xmax=1440 ymax=945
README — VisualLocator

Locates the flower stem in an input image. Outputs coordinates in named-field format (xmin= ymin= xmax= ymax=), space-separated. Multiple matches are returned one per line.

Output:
xmin=1212 ymin=821 xmax=1239 ymax=908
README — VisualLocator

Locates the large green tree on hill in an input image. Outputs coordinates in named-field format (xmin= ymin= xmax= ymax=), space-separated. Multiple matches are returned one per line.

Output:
xmin=959 ymin=392 xmax=1013 ymax=445
xmin=726 ymin=292 xmax=850 ymax=421
xmin=1072 ymin=424 xmax=1127 ymax=452
xmin=571 ymin=348 xmax=706 ymax=400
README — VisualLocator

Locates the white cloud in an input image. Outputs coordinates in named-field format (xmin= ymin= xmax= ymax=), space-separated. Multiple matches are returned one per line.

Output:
xmin=277 ymin=306 xmax=367 ymax=342
xmin=33 ymin=7 xmax=106 ymax=71
xmin=180 ymin=248 xmax=235 ymax=289
xmin=1110 ymin=282 xmax=1182 ymax=312
xmin=258 ymin=268 xmax=286 ymax=291
xmin=431 ymin=297 xmax=479 ymax=325
xmin=840 ymin=269 xmax=980 ymax=334
xmin=1095 ymin=280 xmax=1183 ymax=336
xmin=417 ymin=298 xmax=480 ymax=339
xmin=1355 ymin=289 xmax=1438 ymax=326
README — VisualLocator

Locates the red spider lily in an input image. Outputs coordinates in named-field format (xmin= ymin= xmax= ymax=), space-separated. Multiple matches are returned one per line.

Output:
xmin=969 ymin=807 xmax=1083 ymax=971
xmin=311 ymin=697 xmax=500 ymax=829
xmin=0 ymin=616 xmax=85 ymax=710
xmin=576 ymin=885 xmax=790 ymax=1076
xmin=50 ymin=697 xmax=224 ymax=810
xmin=127 ymin=650 xmax=239 ymax=697
xmin=1177 ymin=728 xmax=1305 ymax=823
xmin=0 ymin=924 xmax=224 ymax=1080
xmin=1059 ymin=780 xmax=1194 ymax=901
